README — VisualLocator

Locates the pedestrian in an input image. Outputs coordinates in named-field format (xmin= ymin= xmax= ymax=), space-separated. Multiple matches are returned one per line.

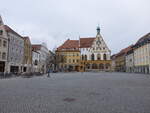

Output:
xmin=47 ymin=69 xmax=51 ymax=77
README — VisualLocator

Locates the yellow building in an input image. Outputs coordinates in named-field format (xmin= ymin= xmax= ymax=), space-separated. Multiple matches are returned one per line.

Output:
xmin=56 ymin=39 xmax=80 ymax=71
xmin=23 ymin=37 xmax=32 ymax=73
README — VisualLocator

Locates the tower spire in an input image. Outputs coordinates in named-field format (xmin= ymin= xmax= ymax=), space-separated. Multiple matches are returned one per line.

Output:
xmin=96 ymin=25 xmax=100 ymax=35
xmin=0 ymin=15 xmax=4 ymax=25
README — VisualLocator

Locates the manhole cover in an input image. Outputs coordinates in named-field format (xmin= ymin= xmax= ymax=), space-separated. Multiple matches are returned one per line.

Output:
xmin=63 ymin=98 xmax=76 ymax=102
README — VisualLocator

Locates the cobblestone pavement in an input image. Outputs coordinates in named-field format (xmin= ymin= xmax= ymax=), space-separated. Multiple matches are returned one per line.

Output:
xmin=0 ymin=72 xmax=150 ymax=113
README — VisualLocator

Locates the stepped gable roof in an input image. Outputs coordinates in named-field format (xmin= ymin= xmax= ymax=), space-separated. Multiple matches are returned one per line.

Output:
xmin=135 ymin=33 xmax=150 ymax=46
xmin=4 ymin=25 xmax=23 ymax=38
xmin=116 ymin=45 xmax=133 ymax=57
xmin=79 ymin=37 xmax=95 ymax=48
xmin=57 ymin=39 xmax=79 ymax=50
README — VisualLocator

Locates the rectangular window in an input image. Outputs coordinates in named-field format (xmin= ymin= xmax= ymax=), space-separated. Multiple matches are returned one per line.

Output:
xmin=0 ymin=30 xmax=3 ymax=35
xmin=0 ymin=39 xmax=1 ymax=47
xmin=3 ymin=40 xmax=7 ymax=47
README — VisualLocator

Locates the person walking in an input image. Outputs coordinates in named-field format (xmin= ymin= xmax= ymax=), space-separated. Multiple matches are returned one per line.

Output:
xmin=47 ymin=69 xmax=51 ymax=77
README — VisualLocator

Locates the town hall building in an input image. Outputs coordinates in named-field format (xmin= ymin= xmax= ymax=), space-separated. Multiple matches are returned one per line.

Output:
xmin=56 ymin=26 xmax=112 ymax=72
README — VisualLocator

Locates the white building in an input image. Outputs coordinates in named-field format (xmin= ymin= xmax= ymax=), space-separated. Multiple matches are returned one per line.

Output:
xmin=4 ymin=25 xmax=24 ymax=73
xmin=0 ymin=16 xmax=24 ymax=73
xmin=32 ymin=50 xmax=40 ymax=73
xmin=32 ymin=43 xmax=49 ymax=73
xmin=133 ymin=33 xmax=150 ymax=74
xmin=80 ymin=26 xmax=111 ymax=61
xmin=0 ymin=16 xmax=8 ymax=73
xmin=79 ymin=26 xmax=111 ymax=71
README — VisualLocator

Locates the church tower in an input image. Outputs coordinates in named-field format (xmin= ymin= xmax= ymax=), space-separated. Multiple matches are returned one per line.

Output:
xmin=0 ymin=15 xmax=4 ymax=26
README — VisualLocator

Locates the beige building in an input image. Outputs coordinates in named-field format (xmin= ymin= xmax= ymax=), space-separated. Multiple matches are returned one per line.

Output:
xmin=133 ymin=33 xmax=150 ymax=74
xmin=125 ymin=47 xmax=134 ymax=73
xmin=115 ymin=45 xmax=133 ymax=72
xmin=23 ymin=37 xmax=32 ymax=73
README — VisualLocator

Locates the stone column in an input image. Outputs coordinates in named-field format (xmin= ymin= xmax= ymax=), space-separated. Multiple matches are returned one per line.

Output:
xmin=101 ymin=53 xmax=103 ymax=60
xmin=95 ymin=53 xmax=97 ymax=60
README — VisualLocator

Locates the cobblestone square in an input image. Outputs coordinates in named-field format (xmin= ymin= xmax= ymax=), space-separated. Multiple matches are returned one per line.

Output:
xmin=0 ymin=72 xmax=150 ymax=113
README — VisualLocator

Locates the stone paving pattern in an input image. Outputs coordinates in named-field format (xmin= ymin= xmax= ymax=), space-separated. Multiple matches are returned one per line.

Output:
xmin=0 ymin=72 xmax=150 ymax=113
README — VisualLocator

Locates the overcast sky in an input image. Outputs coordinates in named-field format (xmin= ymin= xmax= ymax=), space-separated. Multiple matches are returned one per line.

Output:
xmin=0 ymin=0 xmax=150 ymax=54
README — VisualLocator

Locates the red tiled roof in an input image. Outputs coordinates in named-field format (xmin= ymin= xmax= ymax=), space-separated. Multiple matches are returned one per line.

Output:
xmin=135 ymin=33 xmax=150 ymax=45
xmin=57 ymin=37 xmax=96 ymax=51
xmin=80 ymin=37 xmax=95 ymax=48
xmin=57 ymin=39 xmax=79 ymax=50
xmin=116 ymin=45 xmax=133 ymax=57
xmin=32 ymin=44 xmax=41 ymax=51
xmin=4 ymin=25 xmax=23 ymax=38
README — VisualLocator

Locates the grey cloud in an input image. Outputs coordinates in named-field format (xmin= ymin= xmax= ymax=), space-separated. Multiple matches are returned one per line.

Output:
xmin=1 ymin=0 xmax=150 ymax=53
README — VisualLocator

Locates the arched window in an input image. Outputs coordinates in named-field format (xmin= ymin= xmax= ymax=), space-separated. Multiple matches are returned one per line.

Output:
xmin=2 ymin=52 xmax=6 ymax=60
xmin=91 ymin=54 xmax=95 ymax=61
xmin=34 ymin=60 xmax=38 ymax=65
xmin=82 ymin=55 xmax=84 ymax=60
xmin=85 ymin=55 xmax=87 ymax=60
xmin=97 ymin=54 xmax=101 ymax=60
xmin=99 ymin=63 xmax=104 ymax=69
xmin=103 ymin=54 xmax=107 ymax=60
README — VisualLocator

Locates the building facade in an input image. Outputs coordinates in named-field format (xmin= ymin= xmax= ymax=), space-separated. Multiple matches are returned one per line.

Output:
xmin=56 ymin=39 xmax=80 ymax=71
xmin=79 ymin=26 xmax=111 ymax=72
xmin=56 ymin=26 xmax=112 ymax=72
xmin=125 ymin=47 xmax=134 ymax=73
xmin=133 ymin=33 xmax=150 ymax=74
xmin=115 ymin=45 xmax=133 ymax=72
xmin=23 ymin=37 xmax=32 ymax=73
xmin=32 ymin=50 xmax=40 ymax=73
xmin=111 ymin=54 xmax=116 ymax=72
xmin=32 ymin=43 xmax=49 ymax=73
xmin=4 ymin=25 xmax=24 ymax=73
xmin=0 ymin=16 xmax=8 ymax=73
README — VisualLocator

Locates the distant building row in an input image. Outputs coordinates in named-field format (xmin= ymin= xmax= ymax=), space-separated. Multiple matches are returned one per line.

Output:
xmin=0 ymin=16 xmax=54 ymax=74
xmin=112 ymin=33 xmax=150 ymax=74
